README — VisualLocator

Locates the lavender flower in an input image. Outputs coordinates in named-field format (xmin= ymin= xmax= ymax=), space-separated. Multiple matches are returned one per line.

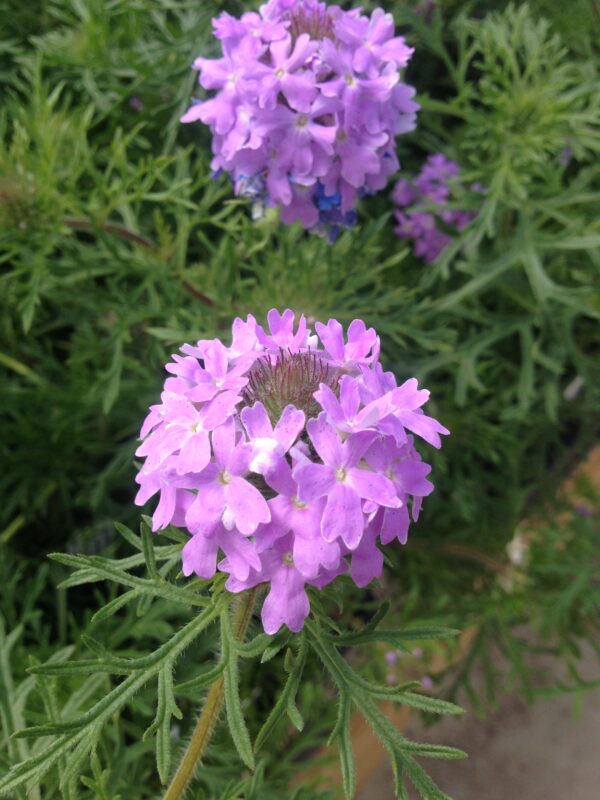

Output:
xmin=392 ymin=154 xmax=481 ymax=263
xmin=182 ymin=0 xmax=418 ymax=241
xmin=135 ymin=310 xmax=448 ymax=634
xmin=129 ymin=95 xmax=144 ymax=112
xmin=415 ymin=0 xmax=437 ymax=24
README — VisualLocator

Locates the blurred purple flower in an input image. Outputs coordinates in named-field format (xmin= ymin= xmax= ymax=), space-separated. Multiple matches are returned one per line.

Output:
xmin=182 ymin=0 xmax=418 ymax=240
xmin=415 ymin=0 xmax=436 ymax=25
xmin=129 ymin=95 xmax=144 ymax=112
xmin=392 ymin=154 xmax=482 ymax=263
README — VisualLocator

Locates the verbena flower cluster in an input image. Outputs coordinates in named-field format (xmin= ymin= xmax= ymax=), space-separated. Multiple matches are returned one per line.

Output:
xmin=182 ymin=0 xmax=419 ymax=241
xmin=392 ymin=154 xmax=479 ymax=262
xmin=135 ymin=310 xmax=448 ymax=634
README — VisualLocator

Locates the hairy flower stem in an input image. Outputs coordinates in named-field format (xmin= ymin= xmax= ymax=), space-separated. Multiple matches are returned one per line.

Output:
xmin=162 ymin=588 xmax=259 ymax=800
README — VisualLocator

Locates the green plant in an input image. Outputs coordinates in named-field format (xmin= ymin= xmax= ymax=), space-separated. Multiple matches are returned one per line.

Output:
xmin=0 ymin=521 xmax=465 ymax=799
xmin=1 ymin=0 xmax=599 ymax=796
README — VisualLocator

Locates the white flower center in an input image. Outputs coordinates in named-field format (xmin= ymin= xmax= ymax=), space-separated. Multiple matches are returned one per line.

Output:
xmin=334 ymin=466 xmax=347 ymax=482
xmin=219 ymin=469 xmax=232 ymax=485
xmin=249 ymin=437 xmax=281 ymax=474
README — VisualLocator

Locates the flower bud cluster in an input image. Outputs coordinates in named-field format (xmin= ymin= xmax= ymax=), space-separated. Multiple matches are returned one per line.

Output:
xmin=136 ymin=310 xmax=448 ymax=633
xmin=392 ymin=154 xmax=480 ymax=262
xmin=182 ymin=0 xmax=419 ymax=241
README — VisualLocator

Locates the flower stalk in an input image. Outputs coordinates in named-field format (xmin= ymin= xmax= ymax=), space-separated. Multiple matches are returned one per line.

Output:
xmin=162 ymin=587 xmax=259 ymax=800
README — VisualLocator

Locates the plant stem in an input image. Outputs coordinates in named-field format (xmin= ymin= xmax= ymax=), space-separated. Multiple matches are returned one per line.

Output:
xmin=162 ymin=588 xmax=258 ymax=800
xmin=63 ymin=216 xmax=159 ymax=251
xmin=64 ymin=216 xmax=217 ymax=308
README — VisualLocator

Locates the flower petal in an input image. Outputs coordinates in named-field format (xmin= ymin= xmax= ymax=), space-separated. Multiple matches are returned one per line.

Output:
xmin=227 ymin=476 xmax=271 ymax=535
xmin=306 ymin=412 xmax=343 ymax=466
xmin=240 ymin=401 xmax=272 ymax=439
xmin=347 ymin=467 xmax=400 ymax=507
xmin=261 ymin=566 xmax=310 ymax=634
xmin=322 ymin=483 xmax=364 ymax=549
xmin=294 ymin=463 xmax=335 ymax=502
xmin=274 ymin=405 xmax=305 ymax=451
xmin=182 ymin=533 xmax=219 ymax=579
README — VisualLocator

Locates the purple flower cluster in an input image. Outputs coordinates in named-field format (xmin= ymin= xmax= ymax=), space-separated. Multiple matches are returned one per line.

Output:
xmin=392 ymin=154 xmax=479 ymax=263
xmin=182 ymin=0 xmax=419 ymax=241
xmin=135 ymin=310 xmax=448 ymax=634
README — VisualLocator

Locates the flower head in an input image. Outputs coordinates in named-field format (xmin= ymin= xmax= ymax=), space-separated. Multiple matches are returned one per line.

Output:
xmin=392 ymin=154 xmax=483 ymax=263
xmin=136 ymin=310 xmax=448 ymax=634
xmin=182 ymin=0 xmax=418 ymax=240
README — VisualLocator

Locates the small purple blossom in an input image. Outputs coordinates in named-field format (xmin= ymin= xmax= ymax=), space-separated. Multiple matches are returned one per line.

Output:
xmin=559 ymin=146 xmax=574 ymax=167
xmin=415 ymin=0 xmax=437 ymax=25
xmin=392 ymin=154 xmax=482 ymax=263
xmin=182 ymin=0 xmax=418 ymax=240
xmin=135 ymin=310 xmax=448 ymax=634
xmin=421 ymin=675 xmax=434 ymax=690
xmin=129 ymin=95 xmax=144 ymax=112
xmin=573 ymin=503 xmax=593 ymax=518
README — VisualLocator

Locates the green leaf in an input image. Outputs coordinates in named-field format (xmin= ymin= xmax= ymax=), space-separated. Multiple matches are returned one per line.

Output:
xmin=176 ymin=660 xmax=226 ymax=695
xmin=0 ymin=599 xmax=223 ymax=796
xmin=286 ymin=697 xmax=303 ymax=732
xmin=306 ymin=619 xmax=465 ymax=800
xmin=113 ymin=521 xmax=143 ymax=551
xmin=260 ymin=635 xmax=290 ymax=664
xmin=336 ymin=692 xmax=356 ymax=800
xmin=91 ymin=590 xmax=140 ymax=624
xmin=358 ymin=695 xmax=466 ymax=761
xmin=50 ymin=553 xmax=209 ymax=609
xmin=221 ymin=610 xmax=255 ymax=771
xmin=390 ymin=752 xmax=410 ymax=800
xmin=58 ymin=722 xmax=102 ymax=791
xmin=402 ymin=754 xmax=455 ymax=800
xmin=144 ymin=662 xmax=182 ymax=784
xmin=237 ymin=633 xmax=272 ymax=659
xmin=254 ymin=635 xmax=307 ymax=753
xmin=28 ymin=659 xmax=131 ymax=678
xmin=81 ymin=634 xmax=108 ymax=659
xmin=140 ymin=519 xmax=159 ymax=580
xmin=331 ymin=626 xmax=460 ymax=647
xmin=387 ymin=692 xmax=464 ymax=717
xmin=101 ymin=336 xmax=123 ymax=414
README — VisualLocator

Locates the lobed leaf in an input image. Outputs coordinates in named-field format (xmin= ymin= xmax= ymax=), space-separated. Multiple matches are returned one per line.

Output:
xmin=221 ymin=610 xmax=255 ymax=771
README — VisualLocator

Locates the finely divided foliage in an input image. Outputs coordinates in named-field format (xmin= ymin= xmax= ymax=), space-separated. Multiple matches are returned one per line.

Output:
xmin=0 ymin=522 xmax=464 ymax=799
xmin=0 ymin=0 xmax=599 ymax=798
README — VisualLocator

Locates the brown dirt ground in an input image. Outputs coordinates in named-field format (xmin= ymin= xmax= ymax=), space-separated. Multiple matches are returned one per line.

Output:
xmin=358 ymin=644 xmax=600 ymax=800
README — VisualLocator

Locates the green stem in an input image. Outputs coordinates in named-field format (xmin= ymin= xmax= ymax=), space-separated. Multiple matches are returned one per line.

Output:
xmin=162 ymin=588 xmax=258 ymax=800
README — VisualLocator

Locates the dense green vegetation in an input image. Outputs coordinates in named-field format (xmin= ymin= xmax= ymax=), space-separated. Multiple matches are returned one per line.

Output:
xmin=1 ymin=1 xmax=598 ymax=797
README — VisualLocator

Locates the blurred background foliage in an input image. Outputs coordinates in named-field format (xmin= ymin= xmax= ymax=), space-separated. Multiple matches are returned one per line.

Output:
xmin=1 ymin=0 xmax=599 ymax=796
